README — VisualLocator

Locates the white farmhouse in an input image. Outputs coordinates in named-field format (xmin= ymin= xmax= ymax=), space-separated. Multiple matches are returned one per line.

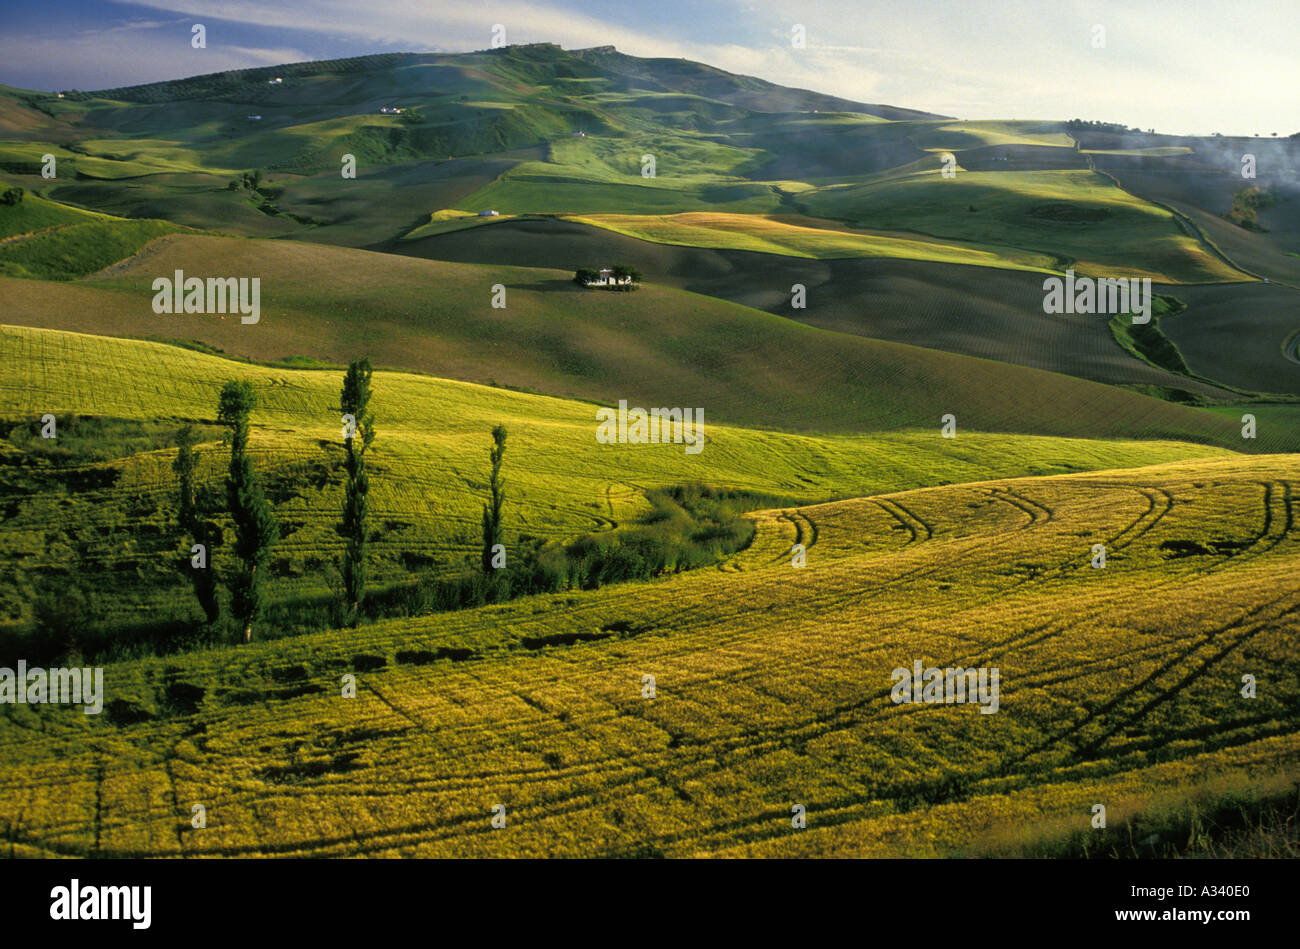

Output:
xmin=587 ymin=268 xmax=633 ymax=286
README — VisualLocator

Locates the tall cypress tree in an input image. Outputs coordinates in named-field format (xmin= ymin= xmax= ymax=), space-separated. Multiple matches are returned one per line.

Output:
xmin=481 ymin=424 xmax=507 ymax=573
xmin=217 ymin=381 xmax=279 ymax=644
xmin=173 ymin=424 xmax=220 ymax=625
xmin=339 ymin=358 xmax=374 ymax=626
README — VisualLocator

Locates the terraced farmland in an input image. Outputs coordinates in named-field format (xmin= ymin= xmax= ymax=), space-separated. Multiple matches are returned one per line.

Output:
xmin=0 ymin=454 xmax=1295 ymax=857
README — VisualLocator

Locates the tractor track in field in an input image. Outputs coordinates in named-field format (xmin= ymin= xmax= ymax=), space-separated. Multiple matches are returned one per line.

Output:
xmin=871 ymin=496 xmax=933 ymax=542
xmin=24 ymin=553 xmax=1299 ymax=858
xmin=92 ymin=759 xmax=104 ymax=856
xmin=645 ymin=479 xmax=1300 ymax=782
xmin=1144 ymin=478 xmax=1294 ymax=584
xmin=612 ymin=489 xmax=1297 ymax=750
xmin=362 ymin=680 xmax=430 ymax=732
xmin=783 ymin=484 xmax=1051 ymax=618
xmin=989 ymin=486 xmax=1054 ymax=524
xmin=768 ymin=509 xmax=818 ymax=564
xmin=1106 ymin=485 xmax=1175 ymax=550
xmin=676 ymin=587 xmax=1300 ymax=855
xmin=1080 ymin=602 xmax=1300 ymax=755
xmin=1252 ymin=480 xmax=1294 ymax=558
xmin=1003 ymin=583 xmax=1300 ymax=768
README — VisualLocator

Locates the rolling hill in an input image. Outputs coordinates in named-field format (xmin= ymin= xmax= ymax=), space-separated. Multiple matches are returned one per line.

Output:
xmin=0 ymin=322 xmax=1234 ymax=639
xmin=3 ymin=44 xmax=1294 ymax=407
xmin=0 ymin=233 xmax=1264 ymax=444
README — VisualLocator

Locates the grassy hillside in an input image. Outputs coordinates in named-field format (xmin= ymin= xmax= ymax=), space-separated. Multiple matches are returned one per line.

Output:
xmin=0 ymin=452 xmax=1294 ymax=856
xmin=0 ymin=49 xmax=1294 ymax=863
xmin=0 ymin=192 xmax=186 ymax=279
xmin=0 ymin=190 xmax=103 ymax=238
xmin=1154 ymin=281 xmax=1300 ymax=396
xmin=0 ymin=218 xmax=180 ymax=279
xmin=562 ymin=212 xmax=1056 ymax=271
xmin=393 ymin=217 xmax=1260 ymax=401
xmin=801 ymin=168 xmax=1248 ymax=283
xmin=0 ymin=234 xmax=1260 ymax=446
xmin=0 ymin=323 xmax=1232 ymax=639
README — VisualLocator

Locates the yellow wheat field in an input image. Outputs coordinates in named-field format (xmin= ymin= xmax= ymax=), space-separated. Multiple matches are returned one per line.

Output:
xmin=0 ymin=454 xmax=1296 ymax=856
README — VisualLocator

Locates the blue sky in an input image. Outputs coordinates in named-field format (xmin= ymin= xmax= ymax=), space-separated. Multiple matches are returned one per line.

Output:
xmin=1 ymin=0 xmax=1295 ymax=136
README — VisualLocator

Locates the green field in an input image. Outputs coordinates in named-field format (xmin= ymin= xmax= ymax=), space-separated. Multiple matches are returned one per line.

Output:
xmin=563 ymin=212 xmax=1057 ymax=271
xmin=0 ymin=191 xmax=103 ymax=238
xmin=0 ymin=218 xmax=181 ymax=279
xmin=801 ymin=169 xmax=1248 ymax=283
xmin=0 ymin=323 xmax=1233 ymax=640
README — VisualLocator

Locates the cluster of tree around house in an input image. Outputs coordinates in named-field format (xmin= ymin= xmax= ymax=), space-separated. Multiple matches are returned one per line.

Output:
xmin=574 ymin=265 xmax=642 ymax=290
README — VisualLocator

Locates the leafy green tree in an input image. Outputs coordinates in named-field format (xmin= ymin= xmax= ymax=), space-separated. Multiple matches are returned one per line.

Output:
xmin=339 ymin=358 xmax=375 ymax=626
xmin=610 ymin=264 xmax=641 ymax=289
xmin=173 ymin=425 xmax=220 ymax=625
xmin=481 ymin=424 xmax=507 ymax=573
xmin=217 ymin=381 xmax=279 ymax=644
xmin=573 ymin=268 xmax=598 ymax=285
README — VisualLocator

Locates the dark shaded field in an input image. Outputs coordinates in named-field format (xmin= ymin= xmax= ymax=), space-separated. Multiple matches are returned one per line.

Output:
xmin=1156 ymin=281 xmax=1300 ymax=394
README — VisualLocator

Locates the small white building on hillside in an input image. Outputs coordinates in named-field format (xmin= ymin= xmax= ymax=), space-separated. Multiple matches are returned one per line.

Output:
xmin=586 ymin=268 xmax=633 ymax=287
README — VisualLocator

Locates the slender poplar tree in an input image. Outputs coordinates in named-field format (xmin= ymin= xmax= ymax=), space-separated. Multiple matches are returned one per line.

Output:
xmin=481 ymin=424 xmax=507 ymax=573
xmin=173 ymin=424 xmax=220 ymax=624
xmin=217 ymin=380 xmax=279 ymax=644
xmin=339 ymin=358 xmax=374 ymax=626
